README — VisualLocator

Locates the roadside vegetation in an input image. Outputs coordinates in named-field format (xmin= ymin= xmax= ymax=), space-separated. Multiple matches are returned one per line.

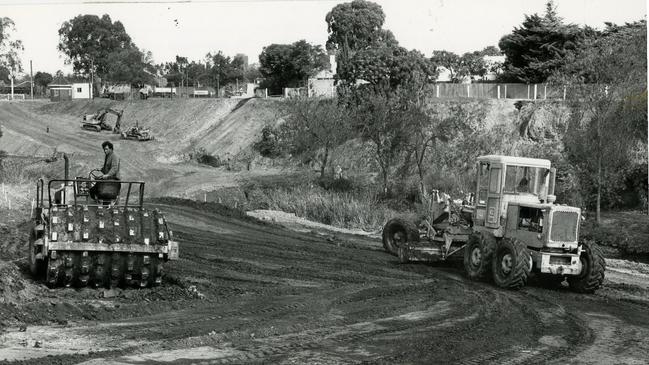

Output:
xmin=245 ymin=1 xmax=647 ymax=251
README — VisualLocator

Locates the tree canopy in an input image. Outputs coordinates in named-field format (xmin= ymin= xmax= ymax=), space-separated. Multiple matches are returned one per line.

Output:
xmin=498 ymin=1 xmax=585 ymax=83
xmin=554 ymin=20 xmax=647 ymax=219
xmin=0 ymin=17 xmax=23 ymax=77
xmin=103 ymin=46 xmax=154 ymax=85
xmin=325 ymin=0 xmax=396 ymax=54
xmin=258 ymin=40 xmax=329 ymax=94
xmin=58 ymin=14 xmax=142 ymax=81
xmin=339 ymin=46 xmax=435 ymax=90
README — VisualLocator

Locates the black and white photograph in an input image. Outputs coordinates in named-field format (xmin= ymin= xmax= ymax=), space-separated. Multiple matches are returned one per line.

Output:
xmin=0 ymin=0 xmax=647 ymax=363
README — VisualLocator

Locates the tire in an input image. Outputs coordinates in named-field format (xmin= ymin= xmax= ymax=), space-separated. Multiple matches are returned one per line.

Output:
xmin=492 ymin=238 xmax=531 ymax=290
xmin=464 ymin=233 xmax=495 ymax=281
xmin=28 ymin=226 xmax=46 ymax=278
xmin=382 ymin=218 xmax=419 ymax=256
xmin=568 ymin=241 xmax=606 ymax=293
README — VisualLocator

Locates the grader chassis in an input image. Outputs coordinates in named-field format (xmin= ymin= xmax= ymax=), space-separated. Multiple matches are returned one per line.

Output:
xmin=383 ymin=155 xmax=605 ymax=292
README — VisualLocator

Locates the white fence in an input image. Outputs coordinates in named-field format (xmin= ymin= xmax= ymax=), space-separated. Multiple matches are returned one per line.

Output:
xmin=0 ymin=94 xmax=26 ymax=100
xmin=430 ymin=83 xmax=567 ymax=100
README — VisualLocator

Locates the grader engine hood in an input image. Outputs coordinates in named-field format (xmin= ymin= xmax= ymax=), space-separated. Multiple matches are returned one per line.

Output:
xmin=545 ymin=205 xmax=581 ymax=249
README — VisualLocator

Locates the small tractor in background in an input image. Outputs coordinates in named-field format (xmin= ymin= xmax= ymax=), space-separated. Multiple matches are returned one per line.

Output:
xmin=383 ymin=155 xmax=605 ymax=292
xmin=28 ymin=154 xmax=179 ymax=288
xmin=119 ymin=121 xmax=155 ymax=141
xmin=82 ymin=108 xmax=123 ymax=133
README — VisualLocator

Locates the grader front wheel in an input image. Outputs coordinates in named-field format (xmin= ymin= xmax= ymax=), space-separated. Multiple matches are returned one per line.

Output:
xmin=568 ymin=241 xmax=606 ymax=293
xmin=492 ymin=239 xmax=531 ymax=290
xmin=382 ymin=218 xmax=420 ymax=256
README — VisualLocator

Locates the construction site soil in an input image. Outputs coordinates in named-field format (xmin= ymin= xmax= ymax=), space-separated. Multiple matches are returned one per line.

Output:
xmin=1 ymin=99 xmax=649 ymax=364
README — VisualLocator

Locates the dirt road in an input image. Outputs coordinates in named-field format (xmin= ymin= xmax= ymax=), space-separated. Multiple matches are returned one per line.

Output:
xmin=0 ymin=199 xmax=648 ymax=364
xmin=1 ymin=101 xmax=649 ymax=364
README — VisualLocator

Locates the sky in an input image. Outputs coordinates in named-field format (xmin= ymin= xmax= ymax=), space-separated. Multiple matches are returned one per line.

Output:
xmin=1 ymin=0 xmax=646 ymax=75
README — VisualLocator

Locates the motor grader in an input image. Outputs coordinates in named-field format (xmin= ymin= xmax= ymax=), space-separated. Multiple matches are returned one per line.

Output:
xmin=28 ymin=155 xmax=179 ymax=288
xmin=383 ymin=155 xmax=605 ymax=292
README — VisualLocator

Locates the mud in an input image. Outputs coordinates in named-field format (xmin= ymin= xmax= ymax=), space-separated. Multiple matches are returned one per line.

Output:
xmin=0 ymin=199 xmax=648 ymax=364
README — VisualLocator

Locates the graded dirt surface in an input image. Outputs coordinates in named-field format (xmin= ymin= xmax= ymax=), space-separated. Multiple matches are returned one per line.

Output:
xmin=1 ymin=100 xmax=649 ymax=364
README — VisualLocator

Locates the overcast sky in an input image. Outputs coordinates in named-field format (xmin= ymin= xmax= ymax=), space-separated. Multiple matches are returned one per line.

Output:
xmin=1 ymin=0 xmax=646 ymax=75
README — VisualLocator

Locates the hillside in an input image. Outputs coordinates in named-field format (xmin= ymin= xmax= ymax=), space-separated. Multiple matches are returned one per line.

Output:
xmin=0 ymin=98 xmax=285 ymax=198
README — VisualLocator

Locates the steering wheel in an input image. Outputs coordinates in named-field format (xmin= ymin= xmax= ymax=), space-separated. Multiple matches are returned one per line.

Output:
xmin=89 ymin=169 xmax=103 ymax=180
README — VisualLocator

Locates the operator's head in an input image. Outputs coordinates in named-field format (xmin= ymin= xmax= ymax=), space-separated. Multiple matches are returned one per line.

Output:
xmin=102 ymin=141 xmax=113 ymax=155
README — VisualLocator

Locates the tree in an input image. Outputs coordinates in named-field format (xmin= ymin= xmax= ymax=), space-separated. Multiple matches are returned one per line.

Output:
xmin=58 ymin=14 xmax=136 ymax=79
xmin=343 ymin=88 xmax=411 ymax=194
xmin=430 ymin=50 xmax=461 ymax=82
xmin=458 ymin=51 xmax=488 ymax=81
xmin=280 ymin=97 xmax=350 ymax=178
xmin=103 ymin=46 xmax=154 ymax=84
xmin=478 ymin=46 xmax=501 ymax=57
xmin=259 ymin=40 xmax=329 ymax=94
xmin=0 ymin=17 xmax=23 ymax=83
xmin=554 ymin=20 xmax=647 ymax=221
xmin=34 ymin=71 xmax=53 ymax=95
xmin=339 ymin=46 xmax=435 ymax=91
xmin=499 ymin=1 xmax=585 ymax=83
xmin=325 ymin=0 xmax=396 ymax=54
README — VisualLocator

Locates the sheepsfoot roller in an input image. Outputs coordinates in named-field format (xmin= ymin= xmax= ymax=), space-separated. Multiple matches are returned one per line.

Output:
xmin=29 ymin=171 xmax=179 ymax=288
xmin=383 ymin=155 xmax=605 ymax=293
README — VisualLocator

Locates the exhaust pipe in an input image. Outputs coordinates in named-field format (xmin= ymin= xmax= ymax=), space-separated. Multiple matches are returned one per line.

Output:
xmin=64 ymin=153 xmax=69 ymax=181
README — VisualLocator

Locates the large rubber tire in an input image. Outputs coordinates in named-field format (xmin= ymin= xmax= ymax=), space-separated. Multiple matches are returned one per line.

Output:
xmin=28 ymin=225 xmax=46 ymax=278
xmin=382 ymin=218 xmax=420 ymax=256
xmin=568 ymin=241 xmax=606 ymax=293
xmin=492 ymin=238 xmax=531 ymax=290
xmin=463 ymin=233 xmax=495 ymax=281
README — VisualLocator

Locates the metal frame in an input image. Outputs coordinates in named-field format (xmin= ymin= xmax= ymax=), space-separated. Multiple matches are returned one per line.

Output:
xmin=45 ymin=179 xmax=146 ymax=208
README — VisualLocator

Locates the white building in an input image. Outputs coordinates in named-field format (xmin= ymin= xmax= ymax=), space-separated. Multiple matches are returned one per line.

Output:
xmin=308 ymin=54 xmax=337 ymax=97
xmin=71 ymin=82 xmax=92 ymax=99
xmin=48 ymin=82 xmax=92 ymax=101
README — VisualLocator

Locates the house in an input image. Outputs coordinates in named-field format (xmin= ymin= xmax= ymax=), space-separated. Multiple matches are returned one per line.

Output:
xmin=48 ymin=82 xmax=92 ymax=101
xmin=308 ymin=54 xmax=337 ymax=97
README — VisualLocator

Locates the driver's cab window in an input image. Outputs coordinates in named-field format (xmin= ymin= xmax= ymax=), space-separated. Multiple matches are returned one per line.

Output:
xmin=477 ymin=162 xmax=489 ymax=205
xmin=504 ymin=166 xmax=535 ymax=194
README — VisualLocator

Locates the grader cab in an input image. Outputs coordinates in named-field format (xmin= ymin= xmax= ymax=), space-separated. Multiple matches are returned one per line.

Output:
xmin=28 ymin=156 xmax=179 ymax=288
xmin=383 ymin=155 xmax=605 ymax=292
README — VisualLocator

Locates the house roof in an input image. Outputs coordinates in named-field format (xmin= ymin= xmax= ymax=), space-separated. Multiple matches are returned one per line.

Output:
xmin=477 ymin=155 xmax=551 ymax=168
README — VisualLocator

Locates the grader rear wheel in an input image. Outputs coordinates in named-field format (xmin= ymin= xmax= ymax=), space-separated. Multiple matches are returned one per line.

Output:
xmin=463 ymin=233 xmax=494 ymax=281
xmin=382 ymin=218 xmax=420 ymax=256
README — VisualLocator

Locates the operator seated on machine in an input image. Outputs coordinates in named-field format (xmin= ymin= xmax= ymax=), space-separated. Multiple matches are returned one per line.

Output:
xmin=89 ymin=141 xmax=121 ymax=202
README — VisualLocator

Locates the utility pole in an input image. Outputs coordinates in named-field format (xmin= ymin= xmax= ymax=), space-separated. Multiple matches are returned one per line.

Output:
xmin=30 ymin=60 xmax=34 ymax=99
xmin=10 ymin=67 xmax=14 ymax=100
xmin=90 ymin=59 xmax=94 ymax=99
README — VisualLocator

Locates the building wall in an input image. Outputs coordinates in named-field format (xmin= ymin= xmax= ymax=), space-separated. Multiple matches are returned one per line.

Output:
xmin=71 ymin=83 xmax=91 ymax=99
xmin=49 ymin=87 xmax=72 ymax=102
xmin=308 ymin=78 xmax=335 ymax=97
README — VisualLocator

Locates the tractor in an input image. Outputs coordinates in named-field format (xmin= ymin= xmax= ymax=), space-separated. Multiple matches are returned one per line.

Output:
xmin=28 ymin=155 xmax=179 ymax=288
xmin=383 ymin=155 xmax=605 ymax=292
xmin=81 ymin=108 xmax=123 ymax=133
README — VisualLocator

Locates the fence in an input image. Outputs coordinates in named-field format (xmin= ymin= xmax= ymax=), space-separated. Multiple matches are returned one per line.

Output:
xmin=0 ymin=93 xmax=26 ymax=100
xmin=430 ymin=83 xmax=568 ymax=100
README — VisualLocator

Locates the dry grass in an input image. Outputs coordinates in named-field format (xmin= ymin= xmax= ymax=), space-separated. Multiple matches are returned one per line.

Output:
xmin=582 ymin=211 xmax=649 ymax=254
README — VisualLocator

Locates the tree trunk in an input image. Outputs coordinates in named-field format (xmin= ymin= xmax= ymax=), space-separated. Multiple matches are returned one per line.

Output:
xmin=596 ymin=119 xmax=602 ymax=225
xmin=320 ymin=144 xmax=329 ymax=179
xmin=382 ymin=170 xmax=388 ymax=195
